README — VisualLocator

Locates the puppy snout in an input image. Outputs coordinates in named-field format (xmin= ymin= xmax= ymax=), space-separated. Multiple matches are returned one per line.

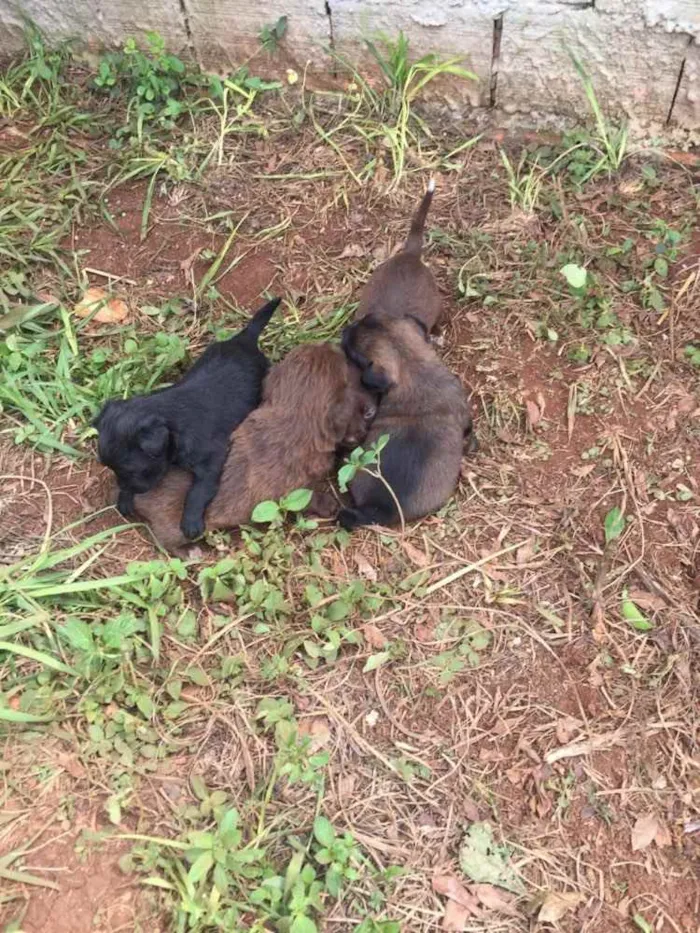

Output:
xmin=364 ymin=404 xmax=377 ymax=421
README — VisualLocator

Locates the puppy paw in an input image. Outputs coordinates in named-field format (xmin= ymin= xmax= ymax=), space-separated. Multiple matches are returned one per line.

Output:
xmin=117 ymin=489 xmax=135 ymax=517
xmin=338 ymin=507 xmax=362 ymax=531
xmin=180 ymin=513 xmax=205 ymax=540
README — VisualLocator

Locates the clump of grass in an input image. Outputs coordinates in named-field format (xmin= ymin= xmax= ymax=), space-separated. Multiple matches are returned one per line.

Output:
xmin=499 ymin=149 xmax=543 ymax=214
xmin=0 ymin=307 xmax=188 ymax=456
xmin=331 ymin=31 xmax=476 ymax=186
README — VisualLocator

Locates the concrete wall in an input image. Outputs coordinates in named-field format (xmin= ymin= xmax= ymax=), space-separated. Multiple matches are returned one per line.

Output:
xmin=1 ymin=0 xmax=698 ymax=132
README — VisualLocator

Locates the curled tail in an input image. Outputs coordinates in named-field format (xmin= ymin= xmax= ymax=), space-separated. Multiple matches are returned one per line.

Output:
xmin=242 ymin=297 xmax=281 ymax=344
xmin=403 ymin=179 xmax=435 ymax=256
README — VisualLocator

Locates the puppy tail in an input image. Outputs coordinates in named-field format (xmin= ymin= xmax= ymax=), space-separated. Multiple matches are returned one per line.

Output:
xmin=403 ymin=178 xmax=435 ymax=256
xmin=242 ymin=297 xmax=282 ymax=344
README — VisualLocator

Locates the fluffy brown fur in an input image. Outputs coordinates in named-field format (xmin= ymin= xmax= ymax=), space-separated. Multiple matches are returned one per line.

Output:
xmin=355 ymin=185 xmax=441 ymax=331
xmin=339 ymin=314 xmax=474 ymax=529
xmin=134 ymin=343 xmax=376 ymax=551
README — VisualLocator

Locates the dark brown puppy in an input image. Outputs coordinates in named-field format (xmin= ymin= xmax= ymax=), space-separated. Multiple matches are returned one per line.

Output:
xmin=339 ymin=314 xmax=474 ymax=530
xmin=355 ymin=181 xmax=441 ymax=331
xmin=133 ymin=343 xmax=376 ymax=551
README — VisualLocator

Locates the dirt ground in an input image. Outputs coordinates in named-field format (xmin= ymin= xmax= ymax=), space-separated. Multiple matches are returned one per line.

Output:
xmin=1 ymin=59 xmax=700 ymax=932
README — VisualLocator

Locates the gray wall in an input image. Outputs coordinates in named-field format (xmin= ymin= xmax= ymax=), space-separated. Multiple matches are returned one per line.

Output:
xmin=1 ymin=0 xmax=698 ymax=131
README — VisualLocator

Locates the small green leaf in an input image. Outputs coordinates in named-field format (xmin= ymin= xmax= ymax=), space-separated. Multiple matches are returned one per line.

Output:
xmin=621 ymin=594 xmax=654 ymax=632
xmin=633 ymin=915 xmax=653 ymax=933
xmin=653 ymin=256 xmax=668 ymax=278
xmin=191 ymin=774 xmax=208 ymax=801
xmin=59 ymin=618 xmax=94 ymax=653
xmin=187 ymin=850 xmax=214 ymax=885
xmin=560 ymin=263 xmax=587 ymax=290
xmin=106 ymin=795 xmax=122 ymax=825
xmin=604 ymin=506 xmax=625 ymax=544
xmin=337 ymin=462 xmax=356 ymax=492
xmin=251 ymin=500 xmax=281 ymax=523
xmin=313 ymin=815 xmax=336 ymax=847
xmin=280 ymin=488 xmax=313 ymax=512
xmin=375 ymin=433 xmax=390 ymax=453
xmin=363 ymin=650 xmax=391 ymax=673
xmin=213 ymin=862 xmax=229 ymax=894
xmin=291 ymin=916 xmax=317 ymax=933
xmin=136 ymin=694 xmax=154 ymax=719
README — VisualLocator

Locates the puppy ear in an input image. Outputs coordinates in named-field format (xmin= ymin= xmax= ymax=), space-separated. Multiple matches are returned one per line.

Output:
xmin=361 ymin=363 xmax=393 ymax=393
xmin=137 ymin=416 xmax=170 ymax=457
xmin=341 ymin=325 xmax=371 ymax=371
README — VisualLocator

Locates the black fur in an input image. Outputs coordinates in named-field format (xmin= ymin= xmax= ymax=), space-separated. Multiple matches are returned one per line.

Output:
xmin=95 ymin=297 xmax=281 ymax=539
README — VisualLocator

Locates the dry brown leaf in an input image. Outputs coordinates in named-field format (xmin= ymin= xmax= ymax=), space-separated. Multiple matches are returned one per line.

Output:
xmin=74 ymin=287 xmax=129 ymax=324
xmin=555 ymin=716 xmax=582 ymax=745
xmin=180 ymin=248 xmax=201 ymax=278
xmin=627 ymin=588 xmax=665 ymax=612
xmin=462 ymin=797 xmax=480 ymax=822
xmin=443 ymin=899 xmax=471 ymax=931
xmin=414 ymin=621 xmax=435 ymax=643
xmin=432 ymin=874 xmax=480 ymax=912
xmin=56 ymin=753 xmax=86 ymax=780
xmin=516 ymin=538 xmax=536 ymax=566
xmin=355 ymin=553 xmax=377 ymax=581
xmin=538 ymin=891 xmax=584 ymax=922
xmin=338 ymin=773 xmax=356 ymax=801
xmin=472 ymin=883 xmax=519 ymax=916
xmin=362 ymin=623 xmax=388 ymax=650
xmin=631 ymin=813 xmax=659 ymax=851
xmin=340 ymin=243 xmax=366 ymax=259
xmin=525 ymin=398 xmax=541 ymax=430
xmin=654 ymin=820 xmax=672 ymax=848
xmin=297 ymin=717 xmax=331 ymax=751
xmin=402 ymin=539 xmax=429 ymax=568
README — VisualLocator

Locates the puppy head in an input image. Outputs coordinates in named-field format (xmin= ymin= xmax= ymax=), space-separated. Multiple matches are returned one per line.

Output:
xmin=341 ymin=362 xmax=378 ymax=449
xmin=95 ymin=400 xmax=171 ymax=494
xmin=341 ymin=313 xmax=430 ymax=393
xmin=264 ymin=343 xmax=375 ymax=449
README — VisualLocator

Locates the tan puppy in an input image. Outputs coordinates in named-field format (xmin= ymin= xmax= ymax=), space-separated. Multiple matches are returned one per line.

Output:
xmin=339 ymin=313 xmax=473 ymax=529
xmin=355 ymin=181 xmax=441 ymax=331
xmin=134 ymin=343 xmax=376 ymax=550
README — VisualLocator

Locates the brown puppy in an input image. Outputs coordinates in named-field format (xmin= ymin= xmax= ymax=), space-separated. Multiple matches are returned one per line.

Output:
xmin=134 ymin=343 xmax=376 ymax=551
xmin=339 ymin=313 xmax=474 ymax=529
xmin=355 ymin=181 xmax=441 ymax=331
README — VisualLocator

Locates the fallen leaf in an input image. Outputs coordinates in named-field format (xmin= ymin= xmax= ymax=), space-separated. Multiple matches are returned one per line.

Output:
xmin=631 ymin=813 xmax=659 ymax=851
xmin=355 ymin=553 xmax=377 ymax=581
xmin=458 ymin=822 xmax=522 ymax=893
xmin=362 ymin=623 xmax=388 ymax=649
xmin=338 ymin=773 xmax=356 ymax=801
xmin=414 ymin=621 xmax=436 ymax=643
xmin=516 ymin=538 xmax=536 ymax=566
xmin=545 ymin=731 xmax=621 ymax=764
xmin=443 ymin=899 xmax=472 ymax=931
xmin=462 ymin=797 xmax=480 ymax=822
xmin=56 ymin=753 xmax=86 ymax=780
xmin=402 ymin=539 xmax=429 ymax=568
xmin=472 ymin=883 xmax=519 ymax=916
xmin=179 ymin=248 xmax=201 ymax=278
xmin=538 ymin=891 xmax=584 ymax=922
xmin=432 ymin=874 xmax=480 ymax=913
xmin=525 ymin=398 xmax=541 ymax=430
xmin=297 ymin=717 xmax=331 ymax=751
xmin=340 ymin=243 xmax=366 ymax=259
xmin=654 ymin=820 xmax=672 ymax=848
xmin=555 ymin=716 xmax=582 ymax=745
xmin=73 ymin=287 xmax=129 ymax=324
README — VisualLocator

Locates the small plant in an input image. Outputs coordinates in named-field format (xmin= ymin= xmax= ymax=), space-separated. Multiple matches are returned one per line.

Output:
xmin=684 ymin=344 xmax=700 ymax=367
xmin=500 ymin=149 xmax=542 ymax=214
xmin=251 ymin=488 xmax=316 ymax=528
xmin=94 ymin=32 xmax=191 ymax=139
xmin=338 ymin=434 xmax=406 ymax=530
xmin=571 ymin=56 xmax=629 ymax=181
xmin=259 ymin=16 xmax=288 ymax=53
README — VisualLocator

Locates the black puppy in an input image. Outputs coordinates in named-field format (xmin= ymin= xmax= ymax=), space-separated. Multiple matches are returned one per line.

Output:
xmin=95 ymin=296 xmax=280 ymax=539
